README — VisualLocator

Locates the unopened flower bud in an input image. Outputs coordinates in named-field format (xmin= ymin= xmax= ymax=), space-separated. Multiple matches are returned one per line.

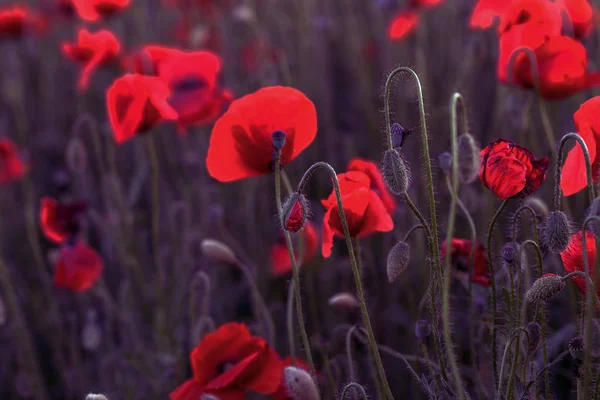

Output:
xmin=328 ymin=292 xmax=359 ymax=311
xmin=543 ymin=211 xmax=571 ymax=253
xmin=526 ymin=273 xmax=566 ymax=304
xmin=387 ymin=241 xmax=410 ymax=283
xmin=523 ymin=322 xmax=541 ymax=355
xmin=201 ymin=239 xmax=237 ymax=264
xmin=438 ymin=152 xmax=452 ymax=172
xmin=283 ymin=366 xmax=320 ymax=400
xmin=569 ymin=336 xmax=585 ymax=361
xmin=85 ymin=395 xmax=109 ymax=400
xmin=272 ymin=130 xmax=286 ymax=151
xmin=457 ymin=133 xmax=480 ymax=184
xmin=415 ymin=319 xmax=431 ymax=342
xmin=502 ymin=242 xmax=518 ymax=265
xmin=282 ymin=193 xmax=309 ymax=232
xmin=381 ymin=149 xmax=410 ymax=195
xmin=391 ymin=122 xmax=410 ymax=148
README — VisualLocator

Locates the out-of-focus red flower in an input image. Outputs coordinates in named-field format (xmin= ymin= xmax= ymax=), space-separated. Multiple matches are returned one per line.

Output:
xmin=72 ymin=0 xmax=130 ymax=21
xmin=0 ymin=6 xmax=47 ymax=39
xmin=206 ymin=86 xmax=317 ymax=182
xmin=122 ymin=45 xmax=184 ymax=75
xmin=470 ymin=0 xmax=513 ymax=29
xmin=0 ymin=137 xmax=28 ymax=184
xmin=56 ymin=0 xmax=76 ymax=18
xmin=560 ymin=96 xmax=600 ymax=196
xmin=106 ymin=74 xmax=178 ymax=144
xmin=54 ymin=240 xmax=103 ymax=292
xmin=559 ymin=0 xmax=594 ymax=38
xmin=348 ymin=157 xmax=396 ymax=215
xmin=39 ymin=197 xmax=88 ymax=244
xmin=479 ymin=138 xmax=549 ymax=200
xmin=321 ymin=171 xmax=393 ymax=258
xmin=440 ymin=239 xmax=491 ymax=287
xmin=388 ymin=10 xmax=419 ymax=40
xmin=270 ymin=222 xmax=318 ymax=276
xmin=170 ymin=322 xmax=282 ymax=400
xmin=61 ymin=29 xmax=121 ymax=91
xmin=240 ymin=39 xmax=280 ymax=75
xmin=272 ymin=357 xmax=313 ymax=400
xmin=157 ymin=50 xmax=232 ymax=133
xmin=560 ymin=231 xmax=598 ymax=298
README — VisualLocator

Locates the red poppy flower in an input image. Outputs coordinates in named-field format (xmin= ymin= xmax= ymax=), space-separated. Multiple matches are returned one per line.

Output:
xmin=61 ymin=29 xmax=121 ymax=91
xmin=53 ymin=240 xmax=104 ymax=292
xmin=272 ymin=357 xmax=312 ymax=400
xmin=106 ymin=74 xmax=179 ymax=144
xmin=170 ymin=322 xmax=282 ymax=400
xmin=561 ymin=96 xmax=600 ymax=196
xmin=0 ymin=137 xmax=28 ymax=184
xmin=347 ymin=158 xmax=396 ymax=215
xmin=470 ymin=0 xmax=513 ymax=29
xmin=0 ymin=6 xmax=46 ymax=39
xmin=206 ymin=86 xmax=317 ymax=182
xmin=388 ymin=10 xmax=419 ymax=40
xmin=56 ymin=0 xmax=76 ymax=18
xmin=321 ymin=171 xmax=394 ymax=258
xmin=479 ymin=138 xmax=549 ymax=200
xmin=122 ymin=45 xmax=184 ymax=75
xmin=560 ymin=231 xmax=599 ymax=298
xmin=157 ymin=50 xmax=233 ymax=132
xmin=440 ymin=239 xmax=491 ymax=287
xmin=559 ymin=0 xmax=593 ymax=38
xmin=39 ymin=197 xmax=87 ymax=244
xmin=72 ymin=0 xmax=130 ymax=21
xmin=270 ymin=222 xmax=318 ymax=276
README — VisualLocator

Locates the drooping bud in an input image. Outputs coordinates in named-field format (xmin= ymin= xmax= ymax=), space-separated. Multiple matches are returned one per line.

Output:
xmin=201 ymin=239 xmax=237 ymax=264
xmin=457 ymin=133 xmax=480 ymax=184
xmin=523 ymin=322 xmax=541 ymax=355
xmin=281 ymin=192 xmax=309 ymax=232
xmin=543 ymin=211 xmax=571 ymax=253
xmin=328 ymin=292 xmax=359 ymax=311
xmin=502 ymin=242 xmax=518 ymax=265
xmin=438 ymin=152 xmax=452 ymax=172
xmin=381 ymin=149 xmax=410 ymax=195
xmin=85 ymin=395 xmax=109 ymax=400
xmin=414 ymin=319 xmax=431 ymax=342
xmin=585 ymin=197 xmax=600 ymax=237
xmin=283 ymin=366 xmax=320 ymax=400
xmin=387 ymin=241 xmax=410 ymax=283
xmin=526 ymin=273 xmax=566 ymax=304
xmin=272 ymin=130 xmax=286 ymax=151
xmin=569 ymin=336 xmax=585 ymax=361
xmin=390 ymin=122 xmax=410 ymax=148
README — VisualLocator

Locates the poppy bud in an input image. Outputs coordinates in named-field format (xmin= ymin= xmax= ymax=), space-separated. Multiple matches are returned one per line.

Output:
xmin=526 ymin=273 xmax=566 ymax=304
xmin=381 ymin=149 xmax=410 ymax=195
xmin=457 ymin=133 xmax=480 ymax=184
xmin=282 ymin=192 xmax=309 ymax=233
xmin=283 ymin=366 xmax=320 ymax=400
xmin=438 ymin=151 xmax=452 ymax=172
xmin=387 ymin=241 xmax=410 ymax=283
xmin=328 ymin=292 xmax=359 ymax=311
xmin=523 ymin=322 xmax=541 ymax=355
xmin=543 ymin=211 xmax=571 ymax=253
xmin=414 ymin=319 xmax=431 ymax=342
xmin=201 ymin=239 xmax=237 ymax=264
xmin=272 ymin=130 xmax=286 ymax=151
xmin=391 ymin=122 xmax=410 ymax=148
xmin=585 ymin=197 xmax=600 ymax=237
xmin=502 ymin=242 xmax=518 ymax=265
xmin=569 ymin=336 xmax=585 ymax=361
xmin=66 ymin=137 xmax=88 ymax=174
xmin=85 ymin=395 xmax=109 ymax=400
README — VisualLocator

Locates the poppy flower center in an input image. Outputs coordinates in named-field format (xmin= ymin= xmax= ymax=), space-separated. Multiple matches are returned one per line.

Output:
xmin=217 ymin=361 xmax=236 ymax=374
xmin=138 ymin=100 xmax=162 ymax=132
xmin=173 ymin=75 xmax=208 ymax=92
xmin=94 ymin=2 xmax=121 ymax=16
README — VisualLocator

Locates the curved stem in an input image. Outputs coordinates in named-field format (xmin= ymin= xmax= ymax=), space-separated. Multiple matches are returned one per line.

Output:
xmin=555 ymin=133 xmax=595 ymax=210
xmin=71 ymin=112 xmax=105 ymax=175
xmin=341 ymin=382 xmax=368 ymax=400
xmin=286 ymin=276 xmax=297 ymax=364
xmin=487 ymin=198 xmax=510 ymax=386
xmin=518 ymin=350 xmax=570 ymax=400
xmin=189 ymin=270 xmax=211 ymax=333
xmin=512 ymin=205 xmax=540 ymax=243
xmin=563 ymin=271 xmax=600 ymax=309
xmin=403 ymin=224 xmax=425 ymax=242
xmin=497 ymin=327 xmax=528 ymax=399
xmin=346 ymin=325 xmax=359 ymax=383
xmin=296 ymin=162 xmax=393 ymax=399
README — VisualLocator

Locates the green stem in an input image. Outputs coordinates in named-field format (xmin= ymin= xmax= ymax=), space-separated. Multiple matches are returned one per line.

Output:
xmin=341 ymin=382 xmax=368 ymax=400
xmin=497 ymin=328 xmax=528 ymax=399
xmin=286 ymin=276 xmax=297 ymax=364
xmin=403 ymin=224 xmax=425 ymax=242
xmin=593 ymin=365 xmax=600 ymax=400
xmin=512 ymin=205 xmax=540 ymax=243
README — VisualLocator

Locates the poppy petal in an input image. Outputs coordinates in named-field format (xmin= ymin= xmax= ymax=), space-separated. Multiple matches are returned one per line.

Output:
xmin=388 ymin=10 xmax=419 ymax=40
xmin=357 ymin=191 xmax=394 ymax=238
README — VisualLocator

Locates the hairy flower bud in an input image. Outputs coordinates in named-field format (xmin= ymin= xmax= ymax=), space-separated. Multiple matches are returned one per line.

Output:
xmin=415 ymin=319 xmax=431 ymax=342
xmin=381 ymin=149 xmax=410 ymax=195
xmin=543 ymin=211 xmax=571 ymax=253
xmin=387 ymin=241 xmax=410 ymax=283
xmin=523 ymin=322 xmax=541 ymax=355
xmin=328 ymin=292 xmax=359 ymax=311
xmin=283 ymin=366 xmax=320 ymax=400
xmin=438 ymin=152 xmax=452 ymax=172
xmin=526 ymin=273 xmax=566 ymax=304
xmin=281 ymin=192 xmax=309 ymax=232
xmin=569 ymin=336 xmax=585 ymax=361
xmin=201 ymin=239 xmax=237 ymax=264
xmin=272 ymin=130 xmax=286 ymax=151
xmin=457 ymin=133 xmax=480 ymax=184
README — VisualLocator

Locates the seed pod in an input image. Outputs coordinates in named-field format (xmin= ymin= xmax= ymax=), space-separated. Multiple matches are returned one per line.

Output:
xmin=201 ymin=239 xmax=237 ymax=264
xmin=543 ymin=211 xmax=571 ymax=253
xmin=415 ymin=320 xmax=431 ymax=342
xmin=281 ymin=192 xmax=310 ymax=232
xmin=272 ymin=130 xmax=287 ymax=151
xmin=381 ymin=149 xmax=410 ymax=195
xmin=438 ymin=152 xmax=452 ymax=172
xmin=526 ymin=273 xmax=566 ymax=304
xmin=502 ymin=242 xmax=518 ymax=265
xmin=283 ymin=366 xmax=320 ymax=400
xmin=457 ymin=133 xmax=480 ymax=184
xmin=523 ymin=322 xmax=541 ymax=355
xmin=569 ymin=336 xmax=585 ymax=361
xmin=328 ymin=292 xmax=359 ymax=311
xmin=387 ymin=241 xmax=410 ymax=283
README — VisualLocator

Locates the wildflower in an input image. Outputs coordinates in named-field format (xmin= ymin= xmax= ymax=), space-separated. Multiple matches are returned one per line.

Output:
xmin=387 ymin=241 xmax=410 ymax=283
xmin=569 ymin=336 xmax=585 ymax=360
xmin=381 ymin=149 xmax=410 ymax=195
xmin=479 ymin=138 xmax=549 ymax=200
xmin=321 ymin=171 xmax=393 ymax=258
xmin=440 ymin=238 xmax=491 ymax=286
xmin=502 ymin=242 xmax=519 ymax=264
xmin=72 ymin=0 xmax=130 ymax=21
xmin=54 ymin=239 xmax=104 ymax=292
xmin=206 ymin=86 xmax=317 ymax=182
xmin=106 ymin=74 xmax=178 ymax=144
xmin=39 ymin=197 xmax=88 ymax=244
xmin=61 ymin=29 xmax=121 ymax=91
xmin=560 ymin=96 xmax=600 ymax=196
xmin=0 ymin=138 xmax=28 ymax=184
xmin=560 ymin=231 xmax=599 ymax=298
xmin=526 ymin=273 xmax=567 ymax=303
xmin=543 ymin=211 xmax=571 ymax=253
xmin=270 ymin=222 xmax=318 ymax=276
xmin=387 ymin=0 xmax=444 ymax=40
xmin=348 ymin=158 xmax=397 ymax=214
xmin=470 ymin=0 xmax=511 ymax=29
xmin=0 ymin=6 xmax=28 ymax=39
xmin=170 ymin=322 xmax=282 ymax=400
xmin=561 ymin=0 xmax=593 ymax=38
xmin=123 ymin=45 xmax=184 ymax=75
xmin=414 ymin=320 xmax=431 ymax=342
xmin=281 ymin=193 xmax=310 ymax=233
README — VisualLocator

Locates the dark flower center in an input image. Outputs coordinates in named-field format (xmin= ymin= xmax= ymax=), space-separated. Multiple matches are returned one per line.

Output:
xmin=173 ymin=75 xmax=208 ymax=92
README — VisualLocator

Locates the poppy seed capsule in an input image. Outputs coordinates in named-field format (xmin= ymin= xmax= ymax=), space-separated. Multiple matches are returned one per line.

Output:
xmin=438 ymin=151 xmax=452 ymax=172
xmin=523 ymin=322 xmax=541 ymax=355
xmin=381 ymin=149 xmax=410 ymax=195
xmin=415 ymin=320 xmax=431 ymax=342
xmin=543 ymin=211 xmax=571 ymax=253
xmin=526 ymin=273 xmax=566 ymax=304
xmin=272 ymin=130 xmax=286 ymax=151
xmin=282 ymin=193 xmax=309 ymax=232
xmin=328 ymin=292 xmax=359 ymax=311
xmin=201 ymin=239 xmax=237 ymax=264
xmin=569 ymin=336 xmax=585 ymax=361
xmin=502 ymin=242 xmax=518 ymax=265
xmin=391 ymin=122 xmax=410 ymax=148
xmin=283 ymin=366 xmax=320 ymax=400
xmin=457 ymin=133 xmax=480 ymax=184
xmin=387 ymin=241 xmax=410 ymax=283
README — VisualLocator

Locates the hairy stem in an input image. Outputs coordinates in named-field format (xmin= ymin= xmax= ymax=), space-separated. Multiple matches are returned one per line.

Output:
xmin=554 ymin=133 xmax=595 ymax=210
